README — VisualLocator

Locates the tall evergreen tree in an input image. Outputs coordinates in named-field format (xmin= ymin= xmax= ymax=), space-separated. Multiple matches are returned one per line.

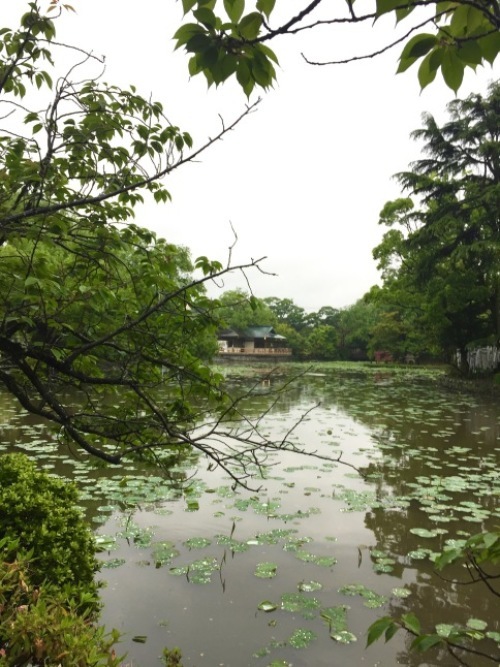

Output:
xmin=374 ymin=82 xmax=500 ymax=367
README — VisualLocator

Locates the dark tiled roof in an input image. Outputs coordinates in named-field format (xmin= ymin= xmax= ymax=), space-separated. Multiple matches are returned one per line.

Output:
xmin=218 ymin=326 xmax=286 ymax=340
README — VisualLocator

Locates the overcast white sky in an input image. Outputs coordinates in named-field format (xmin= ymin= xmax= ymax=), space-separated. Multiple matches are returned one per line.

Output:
xmin=5 ymin=2 xmax=499 ymax=312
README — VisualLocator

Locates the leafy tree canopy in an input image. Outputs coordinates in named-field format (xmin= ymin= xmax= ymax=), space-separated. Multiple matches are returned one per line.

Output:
xmin=373 ymin=80 xmax=500 ymax=362
xmin=0 ymin=3 xmax=295 ymax=485
xmin=217 ymin=289 xmax=277 ymax=329
xmin=263 ymin=297 xmax=307 ymax=330
xmin=175 ymin=0 xmax=500 ymax=95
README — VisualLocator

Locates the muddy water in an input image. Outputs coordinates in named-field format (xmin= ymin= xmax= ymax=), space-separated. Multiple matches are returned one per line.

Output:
xmin=1 ymin=367 xmax=499 ymax=666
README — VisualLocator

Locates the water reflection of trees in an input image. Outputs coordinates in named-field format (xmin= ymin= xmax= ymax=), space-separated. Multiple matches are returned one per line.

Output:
xmin=301 ymin=371 xmax=500 ymax=446
xmin=302 ymin=370 xmax=500 ymax=667
xmin=363 ymin=502 xmax=499 ymax=666
xmin=381 ymin=567 xmax=500 ymax=667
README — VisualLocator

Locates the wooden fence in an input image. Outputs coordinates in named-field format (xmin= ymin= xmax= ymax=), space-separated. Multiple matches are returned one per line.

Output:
xmin=455 ymin=346 xmax=500 ymax=373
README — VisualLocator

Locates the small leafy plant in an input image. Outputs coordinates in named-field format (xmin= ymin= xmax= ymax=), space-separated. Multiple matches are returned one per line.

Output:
xmin=0 ymin=537 xmax=122 ymax=667
xmin=0 ymin=453 xmax=99 ymax=601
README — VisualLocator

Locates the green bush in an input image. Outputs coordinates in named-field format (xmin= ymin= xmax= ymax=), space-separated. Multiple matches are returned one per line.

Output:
xmin=0 ymin=538 xmax=122 ymax=667
xmin=0 ymin=453 xmax=98 ymax=600
xmin=0 ymin=454 xmax=184 ymax=666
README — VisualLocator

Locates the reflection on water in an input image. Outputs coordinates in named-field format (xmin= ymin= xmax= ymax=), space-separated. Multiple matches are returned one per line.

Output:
xmin=0 ymin=368 xmax=499 ymax=666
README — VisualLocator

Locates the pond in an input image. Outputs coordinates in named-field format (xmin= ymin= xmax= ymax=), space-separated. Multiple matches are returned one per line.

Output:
xmin=1 ymin=364 xmax=499 ymax=666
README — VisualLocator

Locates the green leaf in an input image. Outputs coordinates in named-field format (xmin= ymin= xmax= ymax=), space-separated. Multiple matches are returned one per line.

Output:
xmin=395 ymin=5 xmax=414 ymax=21
xmin=436 ymin=623 xmax=455 ymax=638
xmin=376 ymin=0 xmax=402 ymax=17
xmin=466 ymin=618 xmax=487 ymax=631
xmin=449 ymin=5 xmax=471 ymax=36
xmin=185 ymin=32 xmax=212 ymax=54
xmin=366 ymin=617 xmax=397 ymax=647
xmin=250 ymin=53 xmax=275 ymax=88
xmin=385 ymin=622 xmax=399 ymax=642
xmin=224 ymin=0 xmax=245 ymax=23
xmin=456 ymin=40 xmax=482 ymax=65
xmin=209 ymin=54 xmax=238 ymax=84
xmin=238 ymin=12 xmax=263 ymax=40
xmin=402 ymin=613 xmax=421 ymax=635
xmin=397 ymin=33 xmax=438 ymax=73
xmin=405 ymin=34 xmax=438 ymax=59
xmin=441 ymin=48 xmax=464 ymax=92
xmin=410 ymin=634 xmax=442 ymax=652
xmin=435 ymin=547 xmax=460 ymax=570
xmin=173 ymin=23 xmax=205 ymax=48
xmin=255 ymin=42 xmax=279 ymax=65
xmin=24 ymin=276 xmax=41 ymax=288
xmin=249 ymin=295 xmax=259 ymax=311
xmin=196 ymin=45 xmax=220 ymax=68
xmin=397 ymin=55 xmax=417 ymax=73
xmin=435 ymin=1 xmax=456 ymax=17
xmin=256 ymin=0 xmax=276 ymax=18
xmin=193 ymin=7 xmax=218 ymax=29
xmin=418 ymin=50 xmax=439 ymax=89
xmin=254 ymin=561 xmax=278 ymax=578
xmin=182 ymin=0 xmax=198 ymax=14
xmin=188 ymin=54 xmax=203 ymax=76
xmin=236 ymin=59 xmax=254 ymax=96
xmin=478 ymin=31 xmax=500 ymax=64
xmin=288 ymin=628 xmax=317 ymax=649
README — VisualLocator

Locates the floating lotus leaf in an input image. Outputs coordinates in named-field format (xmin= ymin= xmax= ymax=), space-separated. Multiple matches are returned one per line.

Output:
xmin=281 ymin=593 xmax=320 ymax=618
xmin=467 ymin=618 xmax=487 ymax=631
xmin=255 ymin=562 xmax=278 ymax=579
xmin=288 ymin=628 xmax=317 ymax=649
xmin=100 ymin=558 xmax=126 ymax=568
xmin=183 ymin=537 xmax=211 ymax=549
xmin=392 ymin=587 xmax=411 ymax=598
xmin=298 ymin=580 xmax=323 ymax=592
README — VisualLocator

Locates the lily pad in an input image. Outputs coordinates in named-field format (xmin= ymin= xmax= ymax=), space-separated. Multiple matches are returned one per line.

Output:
xmin=338 ymin=584 xmax=387 ymax=609
xmin=331 ymin=630 xmax=357 ymax=644
xmin=183 ymin=537 xmax=211 ymax=549
xmin=169 ymin=557 xmax=219 ymax=584
xmin=320 ymin=605 xmax=357 ymax=643
xmin=298 ymin=580 xmax=323 ymax=592
xmin=100 ymin=558 xmax=126 ymax=568
xmin=255 ymin=562 xmax=278 ymax=579
xmin=410 ymin=527 xmax=441 ymax=538
xmin=281 ymin=593 xmax=320 ymax=618
xmin=152 ymin=541 xmax=179 ymax=565
xmin=288 ymin=628 xmax=317 ymax=649
xmin=467 ymin=618 xmax=487 ymax=631
xmin=392 ymin=587 xmax=411 ymax=599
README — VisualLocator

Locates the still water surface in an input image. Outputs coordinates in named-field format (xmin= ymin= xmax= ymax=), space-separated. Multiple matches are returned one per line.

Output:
xmin=1 ymin=366 xmax=499 ymax=666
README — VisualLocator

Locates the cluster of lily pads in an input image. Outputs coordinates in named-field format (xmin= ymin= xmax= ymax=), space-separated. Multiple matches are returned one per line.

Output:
xmin=0 ymin=365 xmax=499 ymax=666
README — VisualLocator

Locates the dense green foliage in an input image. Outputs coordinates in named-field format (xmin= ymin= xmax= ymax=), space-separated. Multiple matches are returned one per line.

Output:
xmin=222 ymin=293 xmax=381 ymax=361
xmin=372 ymin=81 xmax=500 ymax=368
xmin=0 ymin=538 xmax=121 ymax=667
xmin=0 ymin=4 xmax=278 ymax=480
xmin=175 ymin=0 xmax=500 ymax=95
xmin=1 ymin=4 xmax=498 ymax=666
xmin=0 ymin=455 xmax=119 ymax=666
xmin=0 ymin=454 xmax=98 ymax=599
xmin=365 ymin=84 xmax=500 ymax=666
xmin=217 ymin=289 xmax=277 ymax=329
